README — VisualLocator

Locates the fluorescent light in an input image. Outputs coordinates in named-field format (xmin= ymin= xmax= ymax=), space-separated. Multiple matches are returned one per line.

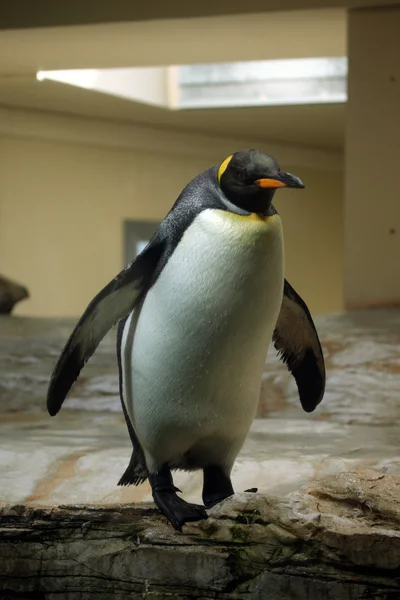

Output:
xmin=36 ymin=57 xmax=347 ymax=110
xmin=177 ymin=58 xmax=347 ymax=108
xmin=36 ymin=67 xmax=170 ymax=107
xmin=36 ymin=69 xmax=99 ymax=89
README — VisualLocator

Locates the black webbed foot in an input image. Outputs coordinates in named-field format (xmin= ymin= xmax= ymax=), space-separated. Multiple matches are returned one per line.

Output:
xmin=153 ymin=491 xmax=207 ymax=531
xmin=149 ymin=466 xmax=207 ymax=531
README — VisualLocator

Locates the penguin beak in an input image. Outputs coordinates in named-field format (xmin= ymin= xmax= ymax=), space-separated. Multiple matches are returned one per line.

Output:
xmin=255 ymin=172 xmax=305 ymax=189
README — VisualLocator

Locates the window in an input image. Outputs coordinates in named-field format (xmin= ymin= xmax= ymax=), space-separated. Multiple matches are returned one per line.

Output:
xmin=123 ymin=220 xmax=159 ymax=265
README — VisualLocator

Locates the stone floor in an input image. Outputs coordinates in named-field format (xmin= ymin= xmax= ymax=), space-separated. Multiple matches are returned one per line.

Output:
xmin=1 ymin=410 xmax=400 ymax=507
xmin=1 ymin=308 xmax=400 ymax=508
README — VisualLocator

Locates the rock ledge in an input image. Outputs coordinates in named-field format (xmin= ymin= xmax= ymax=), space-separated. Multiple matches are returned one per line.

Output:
xmin=1 ymin=470 xmax=399 ymax=599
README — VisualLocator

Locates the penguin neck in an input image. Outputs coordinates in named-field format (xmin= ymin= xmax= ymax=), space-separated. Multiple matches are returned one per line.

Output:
xmin=221 ymin=187 xmax=276 ymax=216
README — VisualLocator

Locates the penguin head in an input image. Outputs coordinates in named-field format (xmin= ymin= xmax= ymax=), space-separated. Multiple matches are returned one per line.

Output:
xmin=218 ymin=149 xmax=304 ymax=215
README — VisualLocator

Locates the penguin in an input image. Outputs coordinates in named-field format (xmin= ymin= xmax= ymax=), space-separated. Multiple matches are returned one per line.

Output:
xmin=47 ymin=149 xmax=325 ymax=531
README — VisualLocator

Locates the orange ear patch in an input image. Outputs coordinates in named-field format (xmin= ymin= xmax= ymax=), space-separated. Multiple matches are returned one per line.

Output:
xmin=218 ymin=155 xmax=233 ymax=184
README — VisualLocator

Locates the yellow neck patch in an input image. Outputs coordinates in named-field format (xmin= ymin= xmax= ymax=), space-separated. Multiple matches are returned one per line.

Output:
xmin=217 ymin=155 xmax=233 ymax=185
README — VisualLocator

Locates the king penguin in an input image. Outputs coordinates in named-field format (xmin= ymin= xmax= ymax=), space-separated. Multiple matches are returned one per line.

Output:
xmin=47 ymin=149 xmax=325 ymax=530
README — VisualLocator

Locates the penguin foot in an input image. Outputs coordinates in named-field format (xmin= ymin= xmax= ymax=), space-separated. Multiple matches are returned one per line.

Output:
xmin=203 ymin=494 xmax=232 ymax=509
xmin=202 ymin=464 xmax=234 ymax=509
xmin=244 ymin=487 xmax=258 ymax=493
xmin=149 ymin=465 xmax=207 ymax=531
xmin=153 ymin=491 xmax=208 ymax=531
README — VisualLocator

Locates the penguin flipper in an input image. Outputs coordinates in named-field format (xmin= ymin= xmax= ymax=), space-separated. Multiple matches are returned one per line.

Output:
xmin=47 ymin=239 xmax=164 ymax=417
xmin=273 ymin=279 xmax=325 ymax=413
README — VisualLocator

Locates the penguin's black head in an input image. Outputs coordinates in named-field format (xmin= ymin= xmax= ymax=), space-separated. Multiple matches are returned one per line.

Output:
xmin=218 ymin=149 xmax=304 ymax=215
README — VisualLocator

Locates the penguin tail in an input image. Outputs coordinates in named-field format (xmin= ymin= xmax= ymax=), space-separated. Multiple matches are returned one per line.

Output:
xmin=118 ymin=450 xmax=149 ymax=486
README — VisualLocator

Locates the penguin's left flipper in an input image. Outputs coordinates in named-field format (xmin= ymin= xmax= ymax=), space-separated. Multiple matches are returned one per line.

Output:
xmin=46 ymin=237 xmax=164 ymax=417
xmin=273 ymin=279 xmax=326 ymax=413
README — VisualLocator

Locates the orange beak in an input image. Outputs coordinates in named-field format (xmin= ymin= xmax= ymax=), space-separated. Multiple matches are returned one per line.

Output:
xmin=255 ymin=179 xmax=287 ymax=189
xmin=255 ymin=172 xmax=305 ymax=189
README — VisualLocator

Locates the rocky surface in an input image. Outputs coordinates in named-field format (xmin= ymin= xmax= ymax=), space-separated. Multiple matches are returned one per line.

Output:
xmin=1 ymin=409 xmax=399 ymax=508
xmin=0 ymin=275 xmax=29 ymax=314
xmin=1 ymin=307 xmax=400 ymax=423
xmin=1 ymin=308 xmax=400 ymax=509
xmin=0 ymin=316 xmax=118 ymax=414
xmin=1 ymin=470 xmax=399 ymax=599
xmin=1 ymin=309 xmax=400 ymax=599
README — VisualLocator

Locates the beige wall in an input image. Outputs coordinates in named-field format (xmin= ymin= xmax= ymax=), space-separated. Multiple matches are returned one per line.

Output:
xmin=0 ymin=135 xmax=343 ymax=318
xmin=278 ymin=167 xmax=343 ymax=315
xmin=345 ymin=6 xmax=400 ymax=308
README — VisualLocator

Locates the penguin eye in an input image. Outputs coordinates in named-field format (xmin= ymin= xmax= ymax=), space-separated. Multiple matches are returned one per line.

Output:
xmin=236 ymin=170 xmax=248 ymax=184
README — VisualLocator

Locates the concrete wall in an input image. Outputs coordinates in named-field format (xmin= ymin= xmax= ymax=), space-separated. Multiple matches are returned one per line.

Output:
xmin=344 ymin=6 xmax=400 ymax=308
xmin=279 ymin=167 xmax=343 ymax=315
xmin=0 ymin=136 xmax=210 ymax=317
xmin=0 ymin=121 xmax=343 ymax=318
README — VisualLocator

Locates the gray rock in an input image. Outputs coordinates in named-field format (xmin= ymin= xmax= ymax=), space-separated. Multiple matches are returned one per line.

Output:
xmin=0 ymin=316 xmax=119 ymax=413
xmin=1 ymin=470 xmax=399 ymax=599
xmin=1 ymin=308 xmax=400 ymax=426
xmin=0 ymin=275 xmax=29 ymax=314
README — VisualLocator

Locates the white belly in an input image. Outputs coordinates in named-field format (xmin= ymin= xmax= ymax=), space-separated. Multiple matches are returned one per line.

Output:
xmin=121 ymin=208 xmax=284 ymax=472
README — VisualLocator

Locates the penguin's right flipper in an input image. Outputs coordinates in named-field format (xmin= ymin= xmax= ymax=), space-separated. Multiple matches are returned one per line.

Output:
xmin=47 ymin=238 xmax=164 ymax=417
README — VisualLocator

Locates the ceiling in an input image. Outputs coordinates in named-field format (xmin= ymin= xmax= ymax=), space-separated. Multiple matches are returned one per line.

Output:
xmin=0 ymin=78 xmax=345 ymax=151
xmin=0 ymin=8 xmax=348 ymax=151
xmin=0 ymin=10 xmax=346 ymax=75
xmin=1 ymin=0 xmax=399 ymax=28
